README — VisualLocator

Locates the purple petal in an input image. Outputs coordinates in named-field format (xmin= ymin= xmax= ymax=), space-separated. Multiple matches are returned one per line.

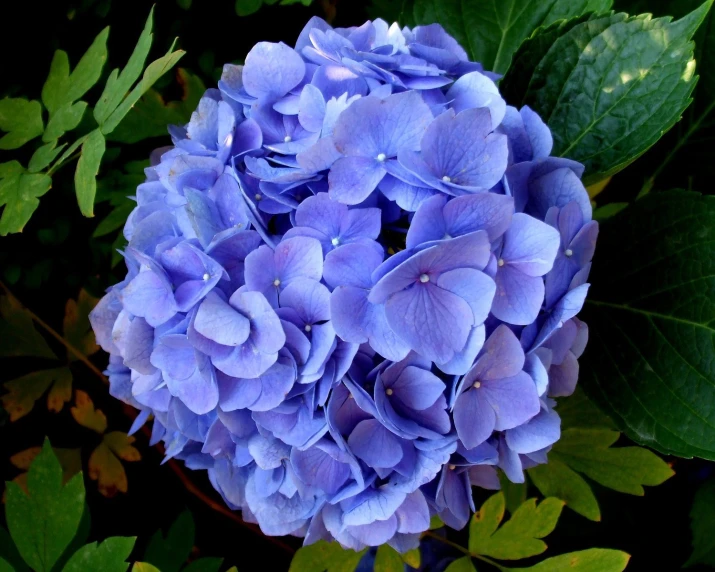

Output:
xmin=328 ymin=156 xmax=386 ymax=205
xmin=243 ymin=42 xmax=306 ymax=101
xmin=454 ymin=389 xmax=495 ymax=449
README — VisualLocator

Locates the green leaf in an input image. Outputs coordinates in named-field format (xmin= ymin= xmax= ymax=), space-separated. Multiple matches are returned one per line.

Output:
xmin=410 ymin=0 xmax=612 ymax=74
xmin=182 ymin=557 xmax=224 ymax=572
xmin=444 ymin=556 xmax=476 ymax=572
xmin=107 ymin=69 xmax=205 ymax=143
xmin=0 ymin=172 xmax=52 ymax=235
xmin=0 ymin=98 xmax=44 ymax=150
xmin=75 ymin=129 xmax=106 ymax=217
xmin=101 ymin=48 xmax=186 ymax=136
xmin=5 ymin=439 xmax=85 ymax=572
xmin=0 ymin=558 xmax=12 ymax=572
xmin=29 ymin=141 xmax=67 ymax=173
xmin=236 ymin=0 xmax=264 ymax=16
xmin=88 ymin=432 xmax=141 ymax=497
xmin=1 ymin=367 xmax=72 ymax=422
xmin=143 ymin=510 xmax=195 ymax=572
xmin=94 ymin=9 xmax=155 ymax=125
xmin=528 ymin=459 xmax=602 ymax=521
xmin=593 ymin=202 xmax=629 ymax=222
xmin=556 ymin=387 xmax=617 ymax=431
xmin=133 ymin=564 xmax=161 ymax=572
xmin=469 ymin=492 xmax=505 ymax=555
xmin=0 ymin=527 xmax=29 ymax=572
xmin=501 ymin=2 xmax=713 ymax=184
xmin=66 ymin=27 xmax=109 ymax=104
xmin=42 ymin=101 xmax=87 ymax=142
xmin=551 ymin=429 xmax=674 ymax=494
xmin=63 ymin=289 xmax=100 ymax=360
xmin=430 ymin=514 xmax=445 ymax=529
xmin=42 ymin=51 xmax=71 ymax=114
xmin=499 ymin=471 xmax=528 ymax=514
xmin=63 ymin=537 xmax=136 ymax=572
xmin=289 ymin=541 xmax=366 ymax=572
xmin=375 ymin=545 xmax=403 ymax=572
xmin=0 ymin=294 xmax=56 ymax=359
xmin=402 ymin=548 xmax=421 ymax=569
xmin=579 ymin=190 xmax=715 ymax=458
xmin=685 ymin=479 xmax=715 ymax=566
xmin=93 ymin=201 xmax=134 ymax=237
xmin=508 ymin=548 xmax=630 ymax=571
xmin=470 ymin=495 xmax=564 ymax=560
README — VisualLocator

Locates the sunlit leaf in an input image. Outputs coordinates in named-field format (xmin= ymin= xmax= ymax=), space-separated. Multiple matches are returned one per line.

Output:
xmin=508 ymin=548 xmax=631 ymax=571
xmin=289 ymin=540 xmax=366 ymax=572
xmin=1 ymin=367 xmax=72 ymax=421
xmin=375 ymin=545 xmax=403 ymax=572
xmin=5 ymin=439 xmax=85 ymax=572
xmin=71 ymin=390 xmax=108 ymax=433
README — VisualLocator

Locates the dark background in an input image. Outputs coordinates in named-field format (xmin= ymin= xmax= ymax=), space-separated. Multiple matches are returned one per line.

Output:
xmin=0 ymin=0 xmax=712 ymax=570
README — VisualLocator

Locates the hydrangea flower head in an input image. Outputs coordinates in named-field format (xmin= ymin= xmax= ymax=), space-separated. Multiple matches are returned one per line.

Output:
xmin=91 ymin=16 xmax=597 ymax=553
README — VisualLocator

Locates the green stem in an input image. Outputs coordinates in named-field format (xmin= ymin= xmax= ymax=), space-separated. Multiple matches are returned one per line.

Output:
xmin=0 ymin=281 xmax=108 ymax=384
xmin=422 ymin=531 xmax=510 ymax=571
xmin=46 ymin=135 xmax=87 ymax=176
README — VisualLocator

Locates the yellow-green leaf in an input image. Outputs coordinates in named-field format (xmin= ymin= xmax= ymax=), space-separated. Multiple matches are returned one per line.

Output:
xmin=375 ymin=545 xmax=403 ymax=572
xmin=402 ymin=548 xmax=420 ymax=569
xmin=71 ymin=390 xmax=108 ymax=433
xmin=468 ymin=492 xmax=505 ymax=555
xmin=133 ymin=564 xmax=161 ymax=572
xmin=63 ymin=289 xmax=100 ymax=360
xmin=75 ymin=128 xmax=106 ymax=217
xmin=289 ymin=540 xmax=365 ymax=572
xmin=444 ymin=556 xmax=476 ymax=572
xmin=528 ymin=459 xmax=601 ymax=522
xmin=89 ymin=432 xmax=141 ymax=497
xmin=508 ymin=548 xmax=630 ymax=571
xmin=0 ymin=98 xmax=44 ymax=150
xmin=1 ymin=367 xmax=72 ymax=421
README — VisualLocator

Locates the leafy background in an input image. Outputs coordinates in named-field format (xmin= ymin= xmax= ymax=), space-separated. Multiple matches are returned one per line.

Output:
xmin=1 ymin=0 xmax=715 ymax=570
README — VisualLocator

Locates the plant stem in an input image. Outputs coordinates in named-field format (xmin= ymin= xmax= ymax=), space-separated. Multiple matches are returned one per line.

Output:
xmin=423 ymin=531 xmax=509 ymax=571
xmin=0 ymin=281 xmax=108 ymax=383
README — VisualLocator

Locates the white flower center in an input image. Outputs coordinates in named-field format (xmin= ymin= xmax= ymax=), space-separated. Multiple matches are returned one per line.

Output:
xmin=376 ymin=153 xmax=386 ymax=162
xmin=273 ymin=279 xmax=281 ymax=287
xmin=254 ymin=193 xmax=262 ymax=201
xmin=419 ymin=273 xmax=430 ymax=283
xmin=331 ymin=237 xmax=340 ymax=246
xmin=565 ymin=248 xmax=574 ymax=257
xmin=284 ymin=135 xmax=292 ymax=143
xmin=304 ymin=324 xmax=312 ymax=332
xmin=202 ymin=273 xmax=210 ymax=281
xmin=473 ymin=381 xmax=481 ymax=389
xmin=442 ymin=175 xmax=451 ymax=183
xmin=386 ymin=388 xmax=393 ymax=396
xmin=497 ymin=258 xmax=505 ymax=267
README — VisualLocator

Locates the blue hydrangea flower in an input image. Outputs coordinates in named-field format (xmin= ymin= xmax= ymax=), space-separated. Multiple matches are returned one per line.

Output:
xmin=90 ymin=15 xmax=598 ymax=553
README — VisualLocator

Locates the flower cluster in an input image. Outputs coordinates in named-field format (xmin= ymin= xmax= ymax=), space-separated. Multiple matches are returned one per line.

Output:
xmin=90 ymin=17 xmax=598 ymax=552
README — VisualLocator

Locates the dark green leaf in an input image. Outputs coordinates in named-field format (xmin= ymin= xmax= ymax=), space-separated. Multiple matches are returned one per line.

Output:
xmin=75 ymin=129 xmax=106 ymax=217
xmin=28 ymin=141 xmax=67 ymax=173
xmin=0 ymin=98 xmax=44 ymax=150
xmin=444 ymin=557 xmax=476 ymax=572
xmin=63 ymin=537 xmax=136 ymax=572
xmin=593 ymin=202 xmax=629 ymax=221
xmin=143 ymin=510 xmax=195 ymax=572
xmin=411 ymin=0 xmax=612 ymax=74
xmin=0 ymin=527 xmax=29 ymax=572
xmin=42 ymin=101 xmax=87 ymax=142
xmin=508 ymin=548 xmax=630 ymax=571
xmin=580 ymin=190 xmax=715 ymax=458
xmin=93 ymin=201 xmax=134 ymax=237
xmin=235 ymin=0 xmax=264 ymax=16
xmin=289 ymin=541 xmax=365 ymax=572
xmin=375 ymin=545 xmax=403 ymax=572
xmin=182 ymin=557 xmax=223 ymax=572
xmin=0 ymin=172 xmax=52 ymax=235
xmin=556 ymin=387 xmax=617 ymax=431
xmin=101 ymin=48 xmax=186 ymax=135
xmin=0 ymin=294 xmax=56 ymax=359
xmin=501 ymin=2 xmax=713 ymax=184
xmin=5 ymin=439 xmax=85 ymax=572
xmin=685 ymin=479 xmax=715 ymax=566
xmin=499 ymin=471 xmax=528 ymax=514
xmin=470 ymin=495 xmax=564 ymax=560
xmin=0 ymin=558 xmax=12 ymax=572
xmin=107 ymin=69 xmax=205 ymax=143
xmin=529 ymin=459 xmax=602 ymax=521
xmin=1 ymin=367 xmax=72 ymax=422
xmin=94 ymin=9 xmax=155 ymax=125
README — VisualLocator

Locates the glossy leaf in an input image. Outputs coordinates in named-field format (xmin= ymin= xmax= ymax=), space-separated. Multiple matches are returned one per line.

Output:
xmin=143 ymin=510 xmax=195 ymax=572
xmin=1 ymin=367 xmax=72 ymax=421
xmin=0 ymin=98 xmax=44 ymax=150
xmin=5 ymin=439 xmax=85 ymax=572
xmin=0 ymin=294 xmax=56 ymax=359
xmin=289 ymin=541 xmax=366 ymax=572
xmin=508 ymin=548 xmax=630 ymax=571
xmin=580 ymin=190 xmax=715 ymax=458
xmin=501 ymin=2 xmax=713 ymax=184
xmin=470 ymin=493 xmax=564 ymax=560
xmin=75 ymin=128 xmax=106 ymax=217
xmin=63 ymin=537 xmax=136 ymax=572
xmin=410 ymin=0 xmax=612 ymax=74
xmin=685 ymin=479 xmax=715 ymax=566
